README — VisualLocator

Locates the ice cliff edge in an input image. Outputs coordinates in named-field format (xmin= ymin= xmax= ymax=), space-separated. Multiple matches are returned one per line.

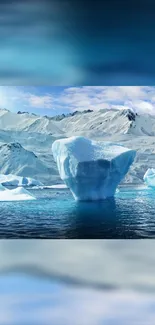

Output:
xmin=52 ymin=136 xmax=136 ymax=201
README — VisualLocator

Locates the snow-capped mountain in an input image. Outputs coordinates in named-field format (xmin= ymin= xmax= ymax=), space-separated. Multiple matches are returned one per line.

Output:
xmin=0 ymin=107 xmax=155 ymax=137
xmin=0 ymin=107 xmax=154 ymax=185
xmin=57 ymin=109 xmax=155 ymax=137
xmin=0 ymin=142 xmax=57 ymax=183
xmin=0 ymin=108 xmax=64 ymax=135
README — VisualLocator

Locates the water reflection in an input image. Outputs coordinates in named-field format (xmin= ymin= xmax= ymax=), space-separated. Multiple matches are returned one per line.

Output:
xmin=59 ymin=195 xmax=140 ymax=239
xmin=65 ymin=198 xmax=120 ymax=239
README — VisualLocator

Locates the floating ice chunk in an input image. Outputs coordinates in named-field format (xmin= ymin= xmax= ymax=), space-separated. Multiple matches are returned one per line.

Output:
xmin=31 ymin=184 xmax=67 ymax=190
xmin=0 ymin=185 xmax=35 ymax=201
xmin=143 ymin=168 xmax=155 ymax=187
xmin=52 ymin=136 xmax=136 ymax=201
xmin=48 ymin=184 xmax=67 ymax=189
xmin=0 ymin=174 xmax=43 ymax=187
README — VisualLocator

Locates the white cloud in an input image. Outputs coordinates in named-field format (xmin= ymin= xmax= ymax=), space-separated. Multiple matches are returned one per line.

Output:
xmin=0 ymin=86 xmax=155 ymax=115
xmin=61 ymin=86 xmax=155 ymax=113
xmin=22 ymin=93 xmax=54 ymax=109
xmin=132 ymin=100 xmax=155 ymax=114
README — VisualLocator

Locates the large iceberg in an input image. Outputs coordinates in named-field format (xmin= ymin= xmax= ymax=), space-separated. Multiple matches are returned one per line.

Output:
xmin=143 ymin=168 xmax=155 ymax=187
xmin=0 ymin=174 xmax=43 ymax=187
xmin=52 ymin=136 xmax=136 ymax=201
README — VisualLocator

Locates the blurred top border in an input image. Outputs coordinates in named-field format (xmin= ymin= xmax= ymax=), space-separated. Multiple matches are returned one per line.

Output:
xmin=1 ymin=0 xmax=155 ymax=85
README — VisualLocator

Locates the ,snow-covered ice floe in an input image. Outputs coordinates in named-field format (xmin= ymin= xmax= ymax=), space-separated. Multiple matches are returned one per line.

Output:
xmin=52 ymin=136 xmax=136 ymax=201
xmin=0 ymin=184 xmax=35 ymax=201
xmin=0 ymin=174 xmax=43 ymax=187
xmin=0 ymin=187 xmax=35 ymax=201
xmin=143 ymin=168 xmax=155 ymax=187
xmin=31 ymin=184 xmax=67 ymax=190
xmin=47 ymin=184 xmax=67 ymax=189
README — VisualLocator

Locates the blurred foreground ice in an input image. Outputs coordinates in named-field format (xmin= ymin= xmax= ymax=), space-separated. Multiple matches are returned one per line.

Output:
xmin=0 ymin=273 xmax=155 ymax=325
xmin=0 ymin=240 xmax=154 ymax=293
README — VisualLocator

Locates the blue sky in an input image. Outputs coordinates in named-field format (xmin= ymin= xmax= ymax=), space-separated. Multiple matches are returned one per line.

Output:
xmin=0 ymin=86 xmax=155 ymax=116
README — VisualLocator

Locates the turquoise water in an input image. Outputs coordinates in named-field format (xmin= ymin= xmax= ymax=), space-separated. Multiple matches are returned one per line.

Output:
xmin=1 ymin=186 xmax=155 ymax=238
xmin=1 ymin=272 xmax=155 ymax=325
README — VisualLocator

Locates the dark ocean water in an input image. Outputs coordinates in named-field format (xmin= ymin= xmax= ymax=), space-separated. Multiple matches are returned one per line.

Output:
xmin=0 ymin=186 xmax=155 ymax=239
